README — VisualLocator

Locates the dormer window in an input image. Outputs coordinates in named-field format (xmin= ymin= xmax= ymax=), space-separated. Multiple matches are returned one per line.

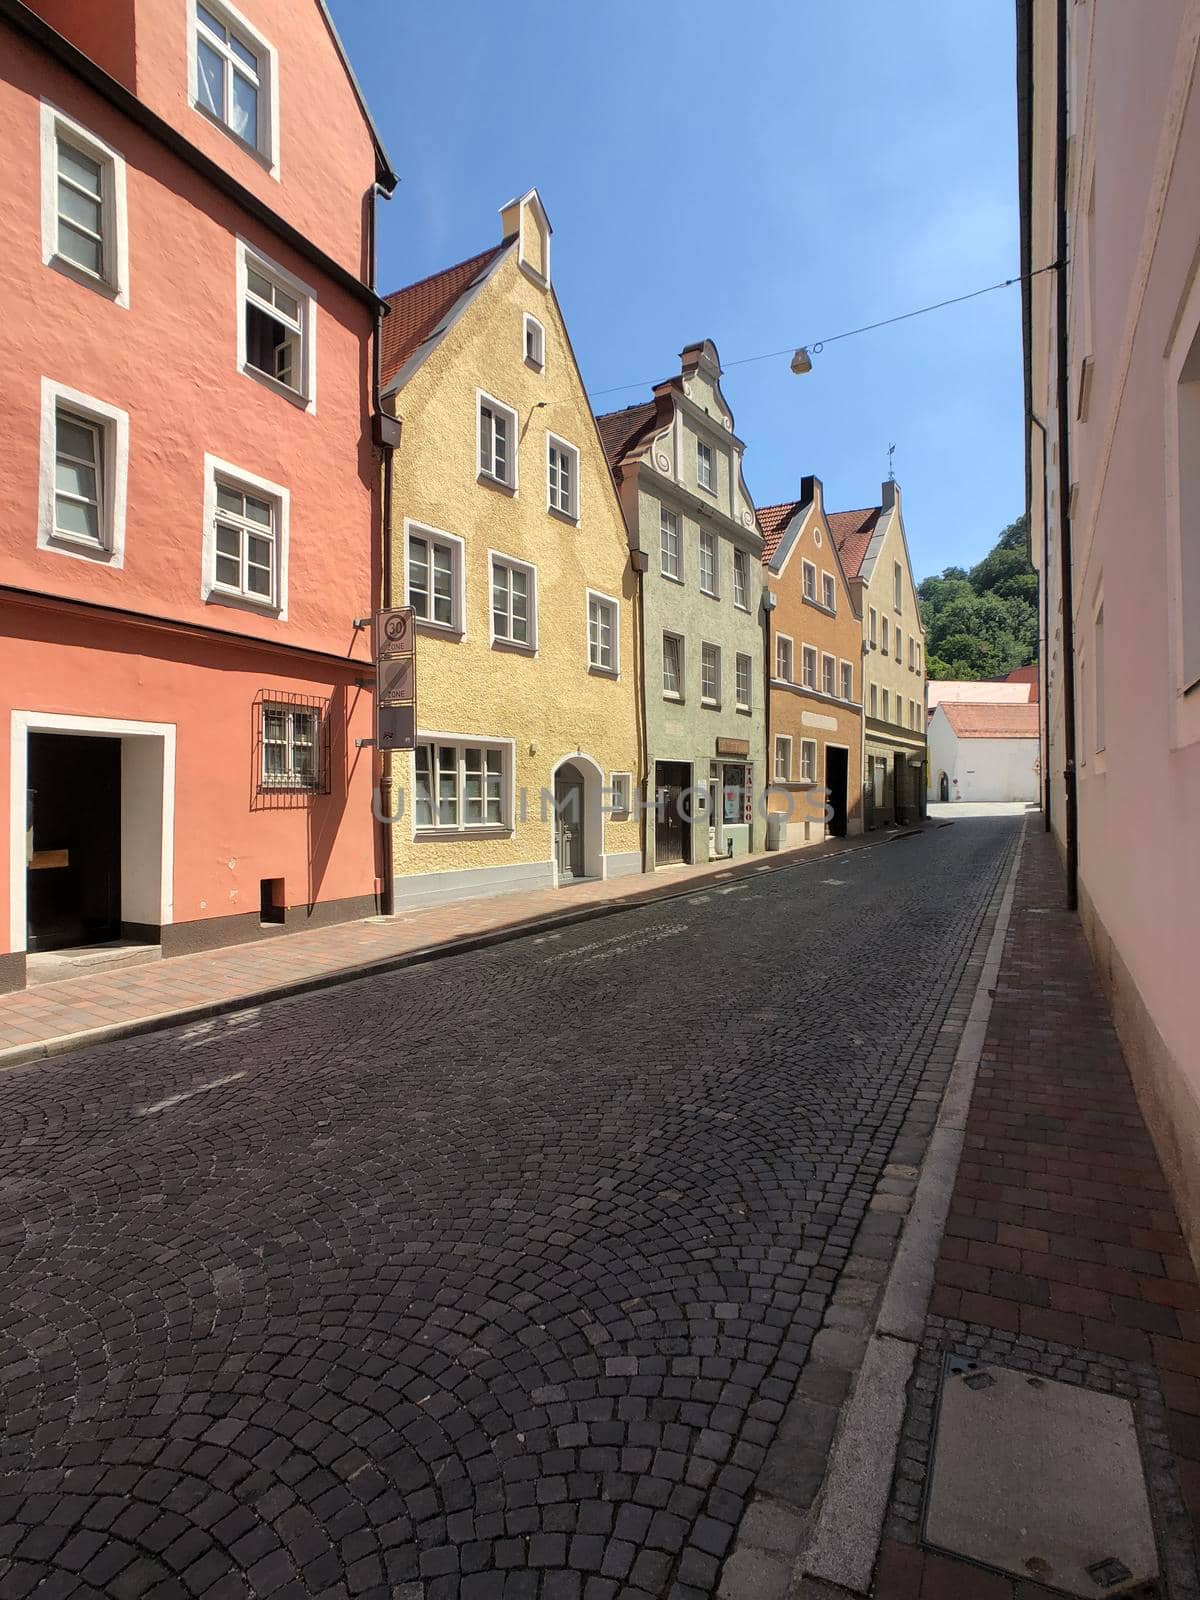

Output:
xmin=524 ymin=314 xmax=545 ymax=370
xmin=191 ymin=1 xmax=277 ymax=172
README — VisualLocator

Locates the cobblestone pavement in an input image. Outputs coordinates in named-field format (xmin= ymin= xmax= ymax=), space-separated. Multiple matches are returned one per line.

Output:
xmin=0 ymin=818 xmax=1016 ymax=1600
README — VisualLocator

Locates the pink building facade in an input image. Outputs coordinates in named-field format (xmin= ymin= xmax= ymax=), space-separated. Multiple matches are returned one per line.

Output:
xmin=0 ymin=0 xmax=396 ymax=991
xmin=1021 ymin=2 xmax=1200 ymax=1256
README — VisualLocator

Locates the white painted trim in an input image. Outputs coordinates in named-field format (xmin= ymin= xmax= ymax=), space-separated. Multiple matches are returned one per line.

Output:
xmin=234 ymin=236 xmax=317 ymax=413
xmin=585 ymin=588 xmax=621 ymax=678
xmin=10 ymin=711 xmax=175 ymax=952
xmin=801 ymin=641 xmax=818 ymax=692
xmin=477 ymin=389 xmax=519 ymax=491
xmin=402 ymin=518 xmax=466 ymax=639
xmin=607 ymin=771 xmax=633 ymax=819
xmin=840 ymin=658 xmax=855 ymax=703
xmin=773 ymin=733 xmax=793 ymax=782
xmin=549 ymin=749 xmax=604 ymax=885
xmin=545 ymin=431 xmax=581 ymax=522
xmin=662 ymin=629 xmax=686 ymax=702
xmin=407 ymin=732 xmax=517 ymax=841
xmin=186 ymin=0 xmax=281 ymax=179
xmin=735 ymin=649 xmax=753 ymax=712
xmin=487 ymin=548 xmax=538 ymax=653
xmin=700 ymin=639 xmax=722 ymax=708
xmin=698 ymin=524 xmax=719 ymax=597
xmin=732 ymin=547 xmax=752 ymax=612
xmin=523 ymin=312 xmax=545 ymax=371
xmin=39 ymin=100 xmax=130 ymax=309
xmin=1165 ymin=248 xmax=1200 ymax=749
xmin=801 ymin=557 xmax=818 ymax=601
xmin=201 ymin=452 xmax=290 ymax=619
xmin=774 ymin=630 xmax=794 ymax=683
xmin=38 ymin=378 xmax=129 ymax=567
xmin=821 ymin=650 xmax=837 ymax=697
xmin=800 ymin=736 xmax=819 ymax=784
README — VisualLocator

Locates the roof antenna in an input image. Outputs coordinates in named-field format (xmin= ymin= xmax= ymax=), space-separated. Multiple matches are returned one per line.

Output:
xmin=887 ymin=442 xmax=897 ymax=484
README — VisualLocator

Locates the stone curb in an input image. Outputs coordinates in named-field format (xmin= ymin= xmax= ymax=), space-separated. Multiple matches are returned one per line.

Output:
xmin=792 ymin=815 xmax=1026 ymax=1596
xmin=0 ymin=824 xmax=927 ymax=1074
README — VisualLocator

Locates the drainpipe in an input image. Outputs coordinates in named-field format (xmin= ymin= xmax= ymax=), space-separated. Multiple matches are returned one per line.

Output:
xmin=368 ymin=180 xmax=399 ymax=917
xmin=1029 ymin=412 xmax=1052 ymax=831
xmin=1054 ymin=0 xmax=1079 ymax=909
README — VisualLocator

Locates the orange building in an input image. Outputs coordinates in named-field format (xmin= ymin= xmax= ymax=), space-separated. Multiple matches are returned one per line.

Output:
xmin=758 ymin=476 xmax=864 ymax=845
xmin=0 ymin=0 xmax=396 ymax=990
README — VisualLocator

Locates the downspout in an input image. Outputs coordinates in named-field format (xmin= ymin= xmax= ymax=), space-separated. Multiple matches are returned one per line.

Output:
xmin=368 ymin=180 xmax=398 ymax=917
xmin=1029 ymin=413 xmax=1052 ymax=829
xmin=1055 ymin=0 xmax=1079 ymax=908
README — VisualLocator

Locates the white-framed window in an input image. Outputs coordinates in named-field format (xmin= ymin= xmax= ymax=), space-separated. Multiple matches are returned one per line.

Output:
xmin=524 ymin=313 xmax=545 ymax=370
xmin=662 ymin=632 xmax=684 ymax=699
xmin=660 ymin=505 xmax=682 ymax=580
xmin=881 ymin=616 xmax=890 ymax=655
xmin=802 ymin=645 xmax=817 ymax=690
xmin=895 ymin=628 xmax=903 ymax=666
xmin=405 ymin=521 xmax=464 ymax=634
xmin=774 ymin=735 xmax=792 ymax=782
xmin=894 ymin=559 xmax=903 ymax=611
xmin=870 ymin=683 xmax=878 ymax=717
xmin=733 ymin=548 xmax=750 ymax=610
xmin=236 ymin=241 xmax=316 ymax=409
xmin=800 ymin=739 xmax=817 ymax=783
xmin=821 ymin=653 xmax=836 ymax=696
xmin=916 ymin=642 xmax=922 ymax=674
xmin=478 ymin=392 xmax=518 ymax=489
xmin=802 ymin=560 xmax=816 ymax=601
xmin=547 ymin=434 xmax=580 ymax=519
xmin=587 ymin=590 xmax=619 ymax=675
xmin=697 ymin=439 xmax=714 ymax=491
xmin=840 ymin=660 xmax=853 ymax=701
xmin=190 ymin=0 xmax=278 ymax=172
xmin=822 ymin=571 xmax=836 ymax=611
xmin=38 ymin=380 xmax=130 ymax=567
xmin=609 ymin=772 xmax=633 ymax=818
xmin=701 ymin=642 xmax=721 ymax=706
xmin=261 ymin=703 xmax=319 ymax=790
xmin=908 ymin=636 xmax=915 ymax=670
xmin=775 ymin=633 xmax=793 ymax=682
xmin=202 ymin=454 xmax=288 ymax=615
xmin=869 ymin=607 xmax=878 ymax=647
xmin=736 ymin=652 xmax=752 ymax=711
xmin=883 ymin=688 xmax=890 ymax=721
xmin=414 ymin=740 xmax=509 ymax=831
xmin=40 ymin=103 xmax=129 ymax=307
xmin=490 ymin=552 xmax=537 ymax=649
xmin=699 ymin=528 xmax=718 ymax=595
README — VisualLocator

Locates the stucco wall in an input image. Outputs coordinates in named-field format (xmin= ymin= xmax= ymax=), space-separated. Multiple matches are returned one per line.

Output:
xmin=927 ymin=719 xmax=1038 ymax=803
xmin=860 ymin=501 xmax=928 ymax=737
xmin=386 ymin=239 xmax=641 ymax=892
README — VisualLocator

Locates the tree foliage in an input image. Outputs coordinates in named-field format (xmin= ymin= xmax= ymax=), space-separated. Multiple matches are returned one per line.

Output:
xmin=919 ymin=515 xmax=1038 ymax=680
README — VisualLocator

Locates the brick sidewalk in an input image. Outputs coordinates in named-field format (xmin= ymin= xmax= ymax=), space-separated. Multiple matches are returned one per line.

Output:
xmin=872 ymin=825 xmax=1200 ymax=1597
xmin=0 ymin=826 xmax=899 ymax=1067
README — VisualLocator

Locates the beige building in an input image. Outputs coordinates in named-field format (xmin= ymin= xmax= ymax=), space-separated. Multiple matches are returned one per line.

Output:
xmin=829 ymin=483 xmax=928 ymax=826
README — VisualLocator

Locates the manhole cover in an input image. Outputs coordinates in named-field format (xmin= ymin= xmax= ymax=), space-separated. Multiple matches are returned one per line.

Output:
xmin=924 ymin=1363 xmax=1158 ymax=1596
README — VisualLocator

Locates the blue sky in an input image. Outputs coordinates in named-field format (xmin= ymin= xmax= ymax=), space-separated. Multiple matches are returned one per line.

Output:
xmin=330 ymin=0 xmax=1023 ymax=582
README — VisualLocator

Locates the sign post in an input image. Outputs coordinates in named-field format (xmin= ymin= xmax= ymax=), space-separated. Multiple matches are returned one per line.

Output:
xmin=374 ymin=606 xmax=416 ymax=752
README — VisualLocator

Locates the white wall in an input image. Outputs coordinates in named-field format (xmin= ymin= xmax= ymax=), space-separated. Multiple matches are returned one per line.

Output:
xmin=927 ymin=718 xmax=1038 ymax=804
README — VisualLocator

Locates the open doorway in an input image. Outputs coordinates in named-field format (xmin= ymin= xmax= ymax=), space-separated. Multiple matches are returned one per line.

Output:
xmin=26 ymin=733 xmax=121 ymax=952
xmin=825 ymin=745 xmax=849 ymax=838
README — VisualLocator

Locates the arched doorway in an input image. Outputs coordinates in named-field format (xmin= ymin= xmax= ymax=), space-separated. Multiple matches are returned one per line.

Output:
xmin=939 ymin=771 xmax=950 ymax=802
xmin=550 ymin=753 xmax=604 ymax=884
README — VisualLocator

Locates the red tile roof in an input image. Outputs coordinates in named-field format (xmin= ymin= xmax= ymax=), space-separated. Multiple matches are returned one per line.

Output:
xmin=381 ymin=241 xmax=511 ymax=385
xmin=594 ymin=402 xmax=658 ymax=465
xmin=827 ymin=507 xmax=880 ymax=577
xmin=940 ymin=702 xmax=1040 ymax=739
xmin=754 ymin=501 xmax=801 ymax=563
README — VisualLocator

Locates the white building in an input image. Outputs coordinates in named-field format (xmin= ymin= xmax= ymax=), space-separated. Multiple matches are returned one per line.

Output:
xmin=927 ymin=702 xmax=1039 ymax=804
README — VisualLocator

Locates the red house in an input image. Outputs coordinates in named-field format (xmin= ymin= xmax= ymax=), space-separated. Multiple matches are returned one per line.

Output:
xmin=0 ymin=0 xmax=396 ymax=991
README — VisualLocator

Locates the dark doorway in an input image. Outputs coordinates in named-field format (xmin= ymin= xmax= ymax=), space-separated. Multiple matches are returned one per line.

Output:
xmin=654 ymin=761 xmax=692 ymax=866
xmin=825 ymin=746 xmax=849 ymax=837
xmin=893 ymin=752 xmax=907 ymax=824
xmin=27 ymin=733 xmax=121 ymax=952
xmin=939 ymin=771 xmax=950 ymax=802
xmin=554 ymin=763 xmax=585 ymax=882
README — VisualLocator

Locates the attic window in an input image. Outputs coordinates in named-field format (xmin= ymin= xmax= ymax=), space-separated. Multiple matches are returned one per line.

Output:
xmin=524 ymin=314 xmax=545 ymax=371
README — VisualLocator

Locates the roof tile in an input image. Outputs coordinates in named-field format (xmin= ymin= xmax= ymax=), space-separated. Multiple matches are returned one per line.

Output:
xmin=381 ymin=241 xmax=510 ymax=385
xmin=755 ymin=501 xmax=800 ymax=563
xmin=827 ymin=507 xmax=880 ymax=578
xmin=939 ymin=702 xmax=1040 ymax=739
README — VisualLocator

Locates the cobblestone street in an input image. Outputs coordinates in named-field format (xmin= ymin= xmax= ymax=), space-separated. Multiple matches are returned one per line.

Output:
xmin=0 ymin=818 xmax=1017 ymax=1600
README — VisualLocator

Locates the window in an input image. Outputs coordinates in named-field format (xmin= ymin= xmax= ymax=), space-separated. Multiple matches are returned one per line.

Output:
xmin=406 ymin=524 xmax=463 ymax=632
xmin=547 ymin=435 xmax=579 ymax=519
xmin=881 ymin=616 xmax=890 ymax=655
xmin=38 ymin=382 xmax=130 ymax=566
xmin=775 ymin=634 xmax=793 ymax=681
xmin=840 ymin=660 xmax=853 ymax=701
xmin=262 ymin=703 xmax=319 ymax=790
xmin=882 ymin=689 xmax=890 ymax=722
xmin=662 ymin=632 xmax=683 ymax=699
xmin=660 ymin=506 xmax=682 ymax=579
xmin=588 ymin=591 xmax=619 ymax=674
xmin=800 ymin=739 xmax=817 ymax=783
xmin=802 ymin=560 xmax=816 ymax=600
xmin=894 ymin=559 xmax=903 ymax=610
xmin=415 ymin=741 xmax=507 ymax=830
xmin=40 ymin=105 xmax=129 ymax=306
xmin=699 ymin=528 xmax=718 ymax=595
xmin=821 ymin=653 xmax=835 ymax=696
xmin=479 ymin=393 xmax=517 ymax=488
xmin=524 ymin=313 xmax=545 ymax=370
xmin=870 ymin=683 xmax=878 ymax=717
xmin=490 ymin=554 xmax=536 ymax=648
xmin=1095 ymin=603 xmax=1106 ymax=751
xmin=774 ymin=735 xmax=792 ymax=782
xmin=697 ymin=439 xmax=714 ymax=491
xmin=736 ymin=653 xmax=752 ymax=711
xmin=237 ymin=244 xmax=316 ymax=407
xmin=191 ymin=1 xmax=276 ymax=167
xmin=609 ymin=772 xmax=633 ymax=817
xmin=733 ymin=548 xmax=750 ymax=610
xmin=908 ymin=637 xmax=915 ymax=671
xmin=701 ymin=642 xmax=721 ymax=705
xmin=895 ymin=627 xmax=902 ymax=666
xmin=822 ymin=572 xmax=836 ymax=611
xmin=917 ymin=643 xmax=922 ymax=673
xmin=802 ymin=645 xmax=817 ymax=689
xmin=203 ymin=455 xmax=287 ymax=614
xmin=869 ymin=607 xmax=878 ymax=647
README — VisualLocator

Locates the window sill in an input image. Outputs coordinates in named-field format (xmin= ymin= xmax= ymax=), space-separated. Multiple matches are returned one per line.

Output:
xmin=661 ymin=571 xmax=685 ymax=586
xmin=734 ymin=600 xmax=751 ymax=614
xmin=802 ymin=595 xmax=836 ymax=617
xmin=589 ymin=664 xmax=619 ymax=680
xmin=699 ymin=588 xmax=720 ymax=601
xmin=525 ymin=356 xmax=545 ymax=373
xmin=43 ymin=530 xmax=118 ymax=565
xmin=701 ymin=698 xmax=721 ymax=710
xmin=415 ymin=618 xmax=464 ymax=640
xmin=547 ymin=505 xmax=579 ymax=528
xmin=205 ymin=585 xmax=282 ymax=619
xmin=414 ymin=825 xmax=514 ymax=842
xmin=735 ymin=705 xmax=752 ymax=716
xmin=478 ymin=471 xmax=517 ymax=496
xmin=46 ymin=253 xmax=126 ymax=309
xmin=663 ymin=692 xmax=684 ymax=704
xmin=192 ymin=99 xmax=278 ymax=179
xmin=241 ymin=361 xmax=311 ymax=411
xmin=491 ymin=638 xmax=537 ymax=656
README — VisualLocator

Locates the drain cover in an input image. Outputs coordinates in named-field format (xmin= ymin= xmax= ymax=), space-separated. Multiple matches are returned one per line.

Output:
xmin=924 ymin=1363 xmax=1158 ymax=1596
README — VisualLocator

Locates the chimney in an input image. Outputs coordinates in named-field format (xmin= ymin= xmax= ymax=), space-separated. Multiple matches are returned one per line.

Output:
xmin=882 ymin=479 xmax=901 ymax=512
xmin=801 ymin=475 xmax=823 ymax=510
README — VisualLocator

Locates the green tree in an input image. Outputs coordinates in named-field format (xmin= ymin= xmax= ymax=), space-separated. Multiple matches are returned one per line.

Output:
xmin=919 ymin=514 xmax=1037 ymax=681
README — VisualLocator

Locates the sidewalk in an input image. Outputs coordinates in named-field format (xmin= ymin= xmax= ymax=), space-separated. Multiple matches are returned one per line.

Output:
xmin=0 ymin=825 xmax=906 ymax=1070
xmin=820 ymin=824 xmax=1200 ymax=1598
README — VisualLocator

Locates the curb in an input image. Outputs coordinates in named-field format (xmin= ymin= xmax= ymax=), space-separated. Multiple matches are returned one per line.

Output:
xmin=0 ymin=823 xmax=932 ymax=1074
xmin=791 ymin=815 xmax=1026 ymax=1596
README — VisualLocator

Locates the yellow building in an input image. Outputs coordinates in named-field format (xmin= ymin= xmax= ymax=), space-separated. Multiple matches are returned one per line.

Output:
xmin=380 ymin=191 xmax=643 ymax=909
